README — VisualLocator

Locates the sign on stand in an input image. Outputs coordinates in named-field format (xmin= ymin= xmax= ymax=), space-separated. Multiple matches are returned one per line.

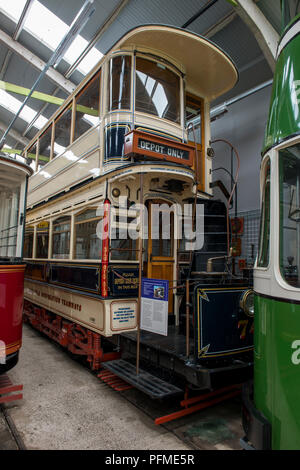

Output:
xmin=140 ymin=278 xmax=169 ymax=336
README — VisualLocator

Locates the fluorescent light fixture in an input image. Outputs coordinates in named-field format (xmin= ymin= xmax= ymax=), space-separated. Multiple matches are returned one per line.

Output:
xmin=210 ymin=104 xmax=228 ymax=121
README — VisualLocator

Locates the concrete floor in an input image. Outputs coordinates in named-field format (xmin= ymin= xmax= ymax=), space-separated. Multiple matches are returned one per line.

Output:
xmin=5 ymin=324 xmax=192 ymax=450
xmin=2 ymin=324 xmax=244 ymax=450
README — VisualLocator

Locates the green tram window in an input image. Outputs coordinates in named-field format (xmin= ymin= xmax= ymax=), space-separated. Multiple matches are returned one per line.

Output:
xmin=108 ymin=55 xmax=131 ymax=111
xmin=281 ymin=0 xmax=300 ymax=30
xmin=279 ymin=144 xmax=300 ymax=287
xmin=135 ymin=57 xmax=180 ymax=123
xmin=257 ymin=159 xmax=271 ymax=267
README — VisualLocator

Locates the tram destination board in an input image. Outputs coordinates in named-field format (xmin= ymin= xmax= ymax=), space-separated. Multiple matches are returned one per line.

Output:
xmin=124 ymin=130 xmax=195 ymax=166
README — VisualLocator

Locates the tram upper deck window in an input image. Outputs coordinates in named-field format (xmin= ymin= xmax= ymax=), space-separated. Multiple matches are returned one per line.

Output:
xmin=108 ymin=55 xmax=131 ymax=111
xmin=75 ymin=71 xmax=100 ymax=141
xmin=0 ymin=180 xmax=21 ymax=259
xmin=74 ymin=208 xmax=102 ymax=260
xmin=258 ymin=159 xmax=271 ymax=268
xmin=282 ymin=0 xmax=300 ymax=30
xmin=52 ymin=216 xmax=71 ymax=259
xmin=279 ymin=145 xmax=300 ymax=287
xmin=53 ymin=106 xmax=72 ymax=158
xmin=135 ymin=57 xmax=180 ymax=123
xmin=27 ymin=142 xmax=37 ymax=172
xmin=38 ymin=126 xmax=52 ymax=169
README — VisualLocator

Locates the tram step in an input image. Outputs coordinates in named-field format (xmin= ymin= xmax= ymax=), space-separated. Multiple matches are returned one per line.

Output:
xmin=102 ymin=359 xmax=183 ymax=399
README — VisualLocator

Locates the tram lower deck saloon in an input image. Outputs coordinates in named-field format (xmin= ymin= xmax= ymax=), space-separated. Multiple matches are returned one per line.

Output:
xmin=22 ymin=25 xmax=253 ymax=393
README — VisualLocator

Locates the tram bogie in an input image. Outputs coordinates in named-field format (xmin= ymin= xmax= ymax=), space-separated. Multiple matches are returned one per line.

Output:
xmin=22 ymin=25 xmax=254 ymax=396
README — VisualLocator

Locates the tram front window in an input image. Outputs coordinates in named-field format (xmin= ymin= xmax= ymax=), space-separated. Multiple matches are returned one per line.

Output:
xmin=135 ymin=57 xmax=180 ymax=123
xmin=279 ymin=144 xmax=300 ymax=286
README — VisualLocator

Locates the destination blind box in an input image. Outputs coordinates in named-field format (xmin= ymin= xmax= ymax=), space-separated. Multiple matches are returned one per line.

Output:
xmin=124 ymin=130 xmax=195 ymax=166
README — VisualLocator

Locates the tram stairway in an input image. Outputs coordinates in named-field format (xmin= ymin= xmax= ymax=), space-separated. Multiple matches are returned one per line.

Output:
xmin=102 ymin=359 xmax=182 ymax=399
xmin=103 ymin=326 xmax=189 ymax=399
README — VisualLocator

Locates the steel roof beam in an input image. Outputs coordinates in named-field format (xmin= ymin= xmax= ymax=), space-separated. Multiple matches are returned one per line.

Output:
xmin=234 ymin=0 xmax=279 ymax=71
xmin=0 ymin=121 xmax=29 ymax=146
xmin=65 ymin=0 xmax=129 ymax=78
xmin=0 ymin=28 xmax=76 ymax=95
xmin=203 ymin=11 xmax=237 ymax=38
xmin=0 ymin=0 xmax=34 ymax=80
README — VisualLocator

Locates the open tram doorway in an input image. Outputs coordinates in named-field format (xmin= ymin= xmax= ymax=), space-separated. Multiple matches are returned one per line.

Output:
xmin=146 ymin=199 xmax=176 ymax=315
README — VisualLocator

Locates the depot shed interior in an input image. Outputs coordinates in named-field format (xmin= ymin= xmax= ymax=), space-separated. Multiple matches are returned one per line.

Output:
xmin=0 ymin=0 xmax=282 ymax=451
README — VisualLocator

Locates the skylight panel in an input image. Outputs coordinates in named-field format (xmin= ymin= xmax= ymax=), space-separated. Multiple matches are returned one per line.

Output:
xmin=22 ymin=1 xmax=103 ymax=75
xmin=0 ymin=90 xmax=47 ymax=129
xmin=24 ymin=1 xmax=68 ymax=52
xmin=0 ymin=0 xmax=27 ymax=23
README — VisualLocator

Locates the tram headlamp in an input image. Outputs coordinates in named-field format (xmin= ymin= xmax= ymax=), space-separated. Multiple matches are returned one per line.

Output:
xmin=112 ymin=187 xmax=121 ymax=198
xmin=240 ymin=289 xmax=254 ymax=318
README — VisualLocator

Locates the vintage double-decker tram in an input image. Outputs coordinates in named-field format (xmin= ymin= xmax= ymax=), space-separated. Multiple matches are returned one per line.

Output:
xmin=0 ymin=153 xmax=33 ymax=373
xmin=241 ymin=0 xmax=300 ymax=450
xmin=23 ymin=25 xmax=254 ymax=398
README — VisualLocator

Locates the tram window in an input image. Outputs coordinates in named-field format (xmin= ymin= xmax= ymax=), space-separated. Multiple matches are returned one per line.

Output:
xmin=38 ymin=126 xmax=52 ymax=168
xmin=0 ymin=185 xmax=20 ymax=258
xmin=110 ymin=238 xmax=137 ymax=261
xmin=279 ymin=145 xmax=300 ymax=287
xmin=135 ymin=57 xmax=180 ymax=123
xmin=52 ymin=216 xmax=71 ymax=259
xmin=53 ymin=107 xmax=72 ymax=158
xmin=257 ymin=159 xmax=270 ymax=268
xmin=108 ymin=55 xmax=131 ymax=111
xmin=75 ymin=72 xmax=100 ymax=141
xmin=74 ymin=208 xmax=102 ymax=260
xmin=110 ymin=208 xmax=138 ymax=261
xmin=27 ymin=142 xmax=38 ymax=172
xmin=24 ymin=227 xmax=34 ymax=258
xmin=151 ymin=211 xmax=174 ymax=257
xmin=36 ymin=223 xmax=49 ymax=259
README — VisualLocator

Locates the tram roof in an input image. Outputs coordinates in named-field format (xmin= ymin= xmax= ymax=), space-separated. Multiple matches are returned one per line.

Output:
xmin=0 ymin=153 xmax=33 ymax=178
xmin=110 ymin=24 xmax=238 ymax=101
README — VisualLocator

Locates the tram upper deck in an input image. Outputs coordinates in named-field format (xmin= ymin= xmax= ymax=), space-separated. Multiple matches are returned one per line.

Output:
xmin=23 ymin=25 xmax=238 ymax=209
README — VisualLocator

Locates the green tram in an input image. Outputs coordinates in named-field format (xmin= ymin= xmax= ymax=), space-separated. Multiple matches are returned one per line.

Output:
xmin=242 ymin=0 xmax=300 ymax=451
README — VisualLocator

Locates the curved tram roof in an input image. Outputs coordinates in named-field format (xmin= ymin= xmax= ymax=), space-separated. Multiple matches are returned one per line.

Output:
xmin=110 ymin=24 xmax=238 ymax=101
xmin=0 ymin=153 xmax=33 ymax=189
